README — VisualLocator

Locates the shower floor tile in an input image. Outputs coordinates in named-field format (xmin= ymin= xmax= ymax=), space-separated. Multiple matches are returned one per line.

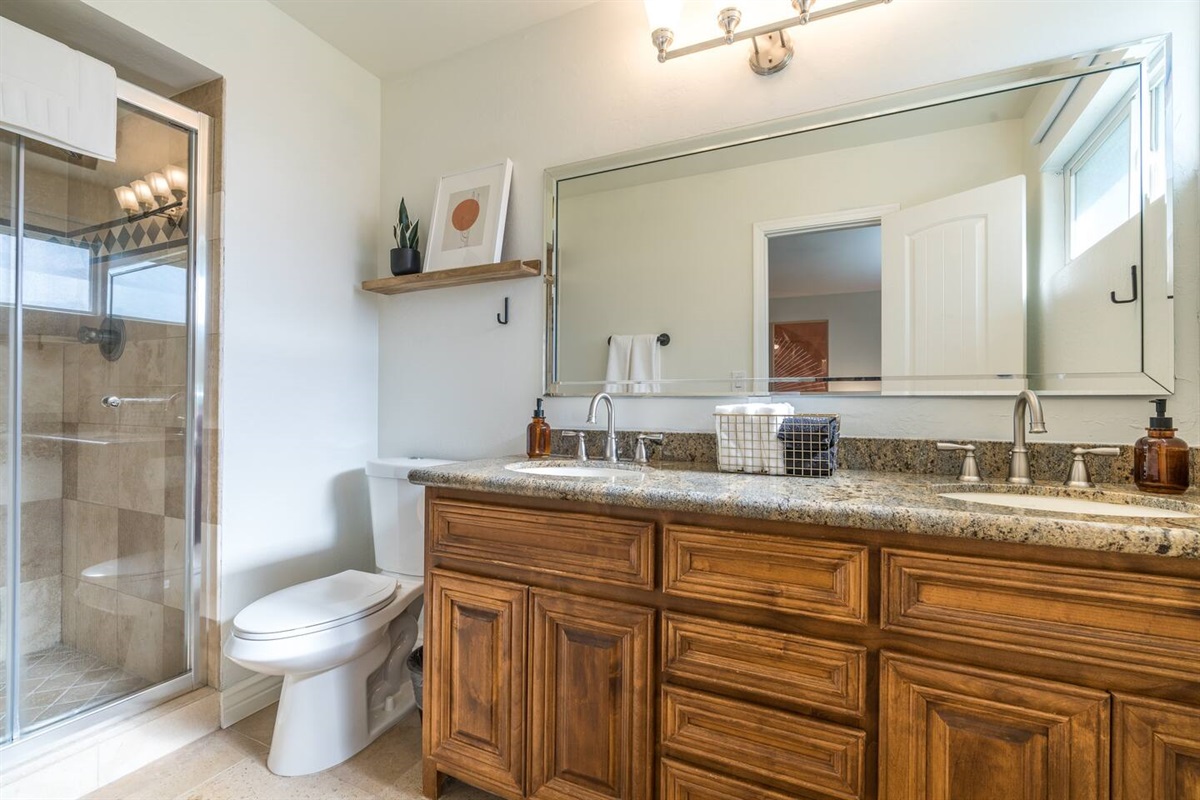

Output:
xmin=0 ymin=643 xmax=150 ymax=732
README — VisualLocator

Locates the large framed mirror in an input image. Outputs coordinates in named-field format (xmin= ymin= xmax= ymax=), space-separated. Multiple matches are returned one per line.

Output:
xmin=545 ymin=37 xmax=1173 ymax=397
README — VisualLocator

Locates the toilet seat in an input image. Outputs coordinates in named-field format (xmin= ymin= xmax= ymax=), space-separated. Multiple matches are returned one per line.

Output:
xmin=233 ymin=570 xmax=397 ymax=641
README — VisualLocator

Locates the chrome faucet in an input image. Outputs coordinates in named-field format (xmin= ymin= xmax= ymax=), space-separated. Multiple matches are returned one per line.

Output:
xmin=586 ymin=392 xmax=618 ymax=462
xmin=1008 ymin=389 xmax=1047 ymax=485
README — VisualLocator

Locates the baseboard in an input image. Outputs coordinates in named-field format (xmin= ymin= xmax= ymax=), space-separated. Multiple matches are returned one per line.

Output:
xmin=219 ymin=673 xmax=282 ymax=728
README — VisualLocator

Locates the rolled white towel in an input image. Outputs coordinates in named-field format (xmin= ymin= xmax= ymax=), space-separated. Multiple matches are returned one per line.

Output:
xmin=749 ymin=403 xmax=793 ymax=473
xmin=715 ymin=403 xmax=793 ymax=472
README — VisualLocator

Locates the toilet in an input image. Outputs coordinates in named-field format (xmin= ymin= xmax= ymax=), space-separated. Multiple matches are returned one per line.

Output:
xmin=224 ymin=457 xmax=455 ymax=776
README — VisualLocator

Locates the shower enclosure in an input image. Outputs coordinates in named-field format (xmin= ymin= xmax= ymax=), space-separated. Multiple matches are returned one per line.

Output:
xmin=0 ymin=82 xmax=209 ymax=749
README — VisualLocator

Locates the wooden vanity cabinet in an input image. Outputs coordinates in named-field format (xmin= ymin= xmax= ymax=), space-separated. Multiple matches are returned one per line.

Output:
xmin=421 ymin=488 xmax=1200 ymax=800
xmin=424 ymin=501 xmax=657 ymax=800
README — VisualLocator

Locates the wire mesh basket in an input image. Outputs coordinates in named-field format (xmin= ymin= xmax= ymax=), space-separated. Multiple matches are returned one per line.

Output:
xmin=714 ymin=413 xmax=840 ymax=477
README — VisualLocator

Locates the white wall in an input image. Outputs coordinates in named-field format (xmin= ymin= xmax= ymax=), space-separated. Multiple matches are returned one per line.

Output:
xmin=85 ymin=0 xmax=382 ymax=686
xmin=379 ymin=0 xmax=1199 ymax=455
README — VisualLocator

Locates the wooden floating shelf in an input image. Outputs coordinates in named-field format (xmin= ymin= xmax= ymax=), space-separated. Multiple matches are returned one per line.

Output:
xmin=362 ymin=259 xmax=541 ymax=296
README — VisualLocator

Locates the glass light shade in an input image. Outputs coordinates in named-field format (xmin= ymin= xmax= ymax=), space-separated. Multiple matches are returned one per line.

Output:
xmin=146 ymin=172 xmax=171 ymax=201
xmin=131 ymin=179 xmax=155 ymax=208
xmin=717 ymin=0 xmax=774 ymax=31
xmin=114 ymin=185 xmax=140 ymax=213
xmin=644 ymin=0 xmax=684 ymax=32
xmin=164 ymin=164 xmax=188 ymax=194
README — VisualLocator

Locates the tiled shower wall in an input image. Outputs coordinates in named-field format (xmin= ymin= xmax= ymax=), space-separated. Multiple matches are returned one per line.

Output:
xmin=0 ymin=337 xmax=66 ymax=657
xmin=59 ymin=318 xmax=188 ymax=684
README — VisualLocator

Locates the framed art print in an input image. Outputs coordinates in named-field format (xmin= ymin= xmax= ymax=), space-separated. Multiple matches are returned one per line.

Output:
xmin=425 ymin=159 xmax=513 ymax=271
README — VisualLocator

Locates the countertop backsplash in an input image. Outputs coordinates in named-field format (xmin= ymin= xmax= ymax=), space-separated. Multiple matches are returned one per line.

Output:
xmin=548 ymin=429 xmax=1197 ymax=488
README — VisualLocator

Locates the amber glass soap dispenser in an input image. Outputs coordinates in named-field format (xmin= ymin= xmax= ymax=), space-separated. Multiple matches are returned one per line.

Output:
xmin=1133 ymin=399 xmax=1190 ymax=494
xmin=526 ymin=398 xmax=552 ymax=458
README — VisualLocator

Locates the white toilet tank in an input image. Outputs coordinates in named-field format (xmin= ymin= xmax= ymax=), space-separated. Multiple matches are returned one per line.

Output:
xmin=365 ymin=457 xmax=458 ymax=578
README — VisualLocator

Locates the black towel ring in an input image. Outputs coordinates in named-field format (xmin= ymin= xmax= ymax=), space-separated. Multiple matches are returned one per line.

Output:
xmin=608 ymin=333 xmax=670 ymax=346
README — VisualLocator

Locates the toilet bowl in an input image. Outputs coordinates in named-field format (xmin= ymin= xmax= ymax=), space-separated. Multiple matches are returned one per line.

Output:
xmin=224 ymin=457 xmax=455 ymax=776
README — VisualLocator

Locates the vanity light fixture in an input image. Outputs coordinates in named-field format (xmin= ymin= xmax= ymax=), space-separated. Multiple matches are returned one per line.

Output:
xmin=645 ymin=0 xmax=891 ymax=76
xmin=113 ymin=163 xmax=189 ymax=227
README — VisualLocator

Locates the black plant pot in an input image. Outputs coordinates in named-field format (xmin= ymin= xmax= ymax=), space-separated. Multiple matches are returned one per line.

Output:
xmin=390 ymin=247 xmax=422 ymax=276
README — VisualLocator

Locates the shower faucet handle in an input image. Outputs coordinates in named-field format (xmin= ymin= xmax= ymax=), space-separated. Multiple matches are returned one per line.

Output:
xmin=936 ymin=442 xmax=981 ymax=483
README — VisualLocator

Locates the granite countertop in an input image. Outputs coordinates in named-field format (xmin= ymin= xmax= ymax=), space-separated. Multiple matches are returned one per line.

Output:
xmin=409 ymin=457 xmax=1200 ymax=560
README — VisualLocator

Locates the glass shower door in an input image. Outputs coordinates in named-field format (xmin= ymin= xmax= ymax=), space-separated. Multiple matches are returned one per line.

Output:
xmin=3 ymin=100 xmax=195 ymax=740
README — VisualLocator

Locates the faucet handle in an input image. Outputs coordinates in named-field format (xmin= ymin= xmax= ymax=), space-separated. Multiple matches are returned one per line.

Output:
xmin=1064 ymin=446 xmax=1120 ymax=488
xmin=937 ymin=442 xmax=982 ymax=483
xmin=634 ymin=433 xmax=664 ymax=465
xmin=560 ymin=431 xmax=588 ymax=462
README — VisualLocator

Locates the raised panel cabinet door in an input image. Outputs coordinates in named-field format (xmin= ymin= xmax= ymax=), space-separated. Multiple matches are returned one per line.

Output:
xmin=528 ymin=589 xmax=655 ymax=800
xmin=1113 ymin=694 xmax=1200 ymax=800
xmin=879 ymin=652 xmax=1110 ymax=800
xmin=426 ymin=570 xmax=526 ymax=800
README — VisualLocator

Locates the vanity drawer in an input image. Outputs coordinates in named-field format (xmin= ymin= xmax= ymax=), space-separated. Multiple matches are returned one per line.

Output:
xmin=429 ymin=500 xmax=654 ymax=589
xmin=662 ymin=612 xmax=867 ymax=716
xmin=662 ymin=525 xmax=869 ymax=624
xmin=661 ymin=685 xmax=865 ymax=800
xmin=661 ymin=758 xmax=796 ymax=800
xmin=881 ymin=549 xmax=1200 ymax=678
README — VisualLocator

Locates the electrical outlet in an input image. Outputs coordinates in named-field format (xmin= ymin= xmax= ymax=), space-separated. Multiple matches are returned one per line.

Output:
xmin=731 ymin=370 xmax=747 ymax=392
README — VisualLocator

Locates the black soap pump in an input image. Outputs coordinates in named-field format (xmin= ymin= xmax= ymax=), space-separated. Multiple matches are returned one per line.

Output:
xmin=526 ymin=399 xmax=552 ymax=458
xmin=1133 ymin=399 xmax=1190 ymax=494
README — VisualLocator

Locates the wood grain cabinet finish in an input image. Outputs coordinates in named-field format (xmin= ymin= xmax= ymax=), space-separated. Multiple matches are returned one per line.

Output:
xmin=663 ymin=525 xmax=869 ymax=624
xmin=660 ymin=758 xmax=796 ymax=800
xmin=528 ymin=590 xmax=655 ymax=800
xmin=662 ymin=684 xmax=866 ymax=800
xmin=1113 ymin=694 xmax=1200 ymax=800
xmin=881 ymin=549 xmax=1200 ymax=679
xmin=662 ymin=611 xmax=867 ymax=717
xmin=430 ymin=499 xmax=654 ymax=589
xmin=426 ymin=570 xmax=526 ymax=800
xmin=879 ymin=651 xmax=1110 ymax=800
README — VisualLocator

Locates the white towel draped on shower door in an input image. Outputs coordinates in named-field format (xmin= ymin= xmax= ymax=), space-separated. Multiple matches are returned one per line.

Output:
xmin=604 ymin=334 xmax=661 ymax=393
xmin=0 ymin=18 xmax=117 ymax=161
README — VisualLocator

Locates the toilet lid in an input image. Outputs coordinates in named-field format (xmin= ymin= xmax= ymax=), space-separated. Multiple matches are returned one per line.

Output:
xmin=233 ymin=570 xmax=397 ymax=641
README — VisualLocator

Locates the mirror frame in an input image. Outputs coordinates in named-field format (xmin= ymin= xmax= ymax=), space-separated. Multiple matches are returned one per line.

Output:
xmin=543 ymin=36 xmax=1173 ymax=397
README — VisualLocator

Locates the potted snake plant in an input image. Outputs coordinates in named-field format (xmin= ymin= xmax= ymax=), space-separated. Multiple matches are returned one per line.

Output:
xmin=390 ymin=198 xmax=422 ymax=276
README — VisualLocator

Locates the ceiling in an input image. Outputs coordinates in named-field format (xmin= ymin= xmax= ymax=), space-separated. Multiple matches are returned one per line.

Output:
xmin=769 ymin=225 xmax=882 ymax=298
xmin=269 ymin=0 xmax=596 ymax=78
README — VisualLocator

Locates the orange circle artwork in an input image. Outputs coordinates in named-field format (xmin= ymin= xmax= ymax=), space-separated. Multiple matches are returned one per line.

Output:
xmin=451 ymin=199 xmax=481 ymax=232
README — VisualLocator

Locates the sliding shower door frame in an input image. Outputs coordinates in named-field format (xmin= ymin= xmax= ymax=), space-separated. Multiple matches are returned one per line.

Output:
xmin=1 ymin=79 xmax=212 ymax=760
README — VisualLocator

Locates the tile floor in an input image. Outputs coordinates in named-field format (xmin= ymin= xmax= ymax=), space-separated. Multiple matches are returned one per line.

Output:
xmin=82 ymin=703 xmax=499 ymax=799
xmin=0 ymin=643 xmax=149 ymax=732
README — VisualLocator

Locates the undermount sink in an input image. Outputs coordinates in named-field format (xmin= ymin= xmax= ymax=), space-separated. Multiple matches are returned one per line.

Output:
xmin=938 ymin=488 xmax=1199 ymax=519
xmin=505 ymin=460 xmax=648 ymax=481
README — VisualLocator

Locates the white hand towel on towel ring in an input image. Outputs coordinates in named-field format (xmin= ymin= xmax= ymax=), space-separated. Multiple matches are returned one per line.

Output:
xmin=605 ymin=334 xmax=661 ymax=393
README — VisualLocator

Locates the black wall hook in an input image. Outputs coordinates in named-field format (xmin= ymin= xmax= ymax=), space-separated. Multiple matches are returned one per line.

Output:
xmin=497 ymin=296 xmax=510 ymax=325
xmin=1111 ymin=264 xmax=1139 ymax=304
